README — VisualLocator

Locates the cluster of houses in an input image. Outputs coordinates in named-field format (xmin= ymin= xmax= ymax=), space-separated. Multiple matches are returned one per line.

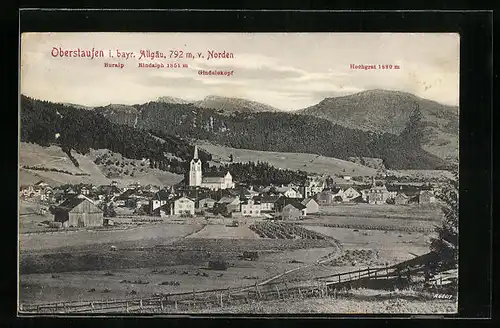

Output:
xmin=316 ymin=177 xmax=436 ymax=206
xmin=20 ymin=148 xmax=438 ymax=228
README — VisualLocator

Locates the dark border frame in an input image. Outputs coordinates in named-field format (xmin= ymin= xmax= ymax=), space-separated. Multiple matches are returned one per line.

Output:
xmin=10 ymin=8 xmax=493 ymax=325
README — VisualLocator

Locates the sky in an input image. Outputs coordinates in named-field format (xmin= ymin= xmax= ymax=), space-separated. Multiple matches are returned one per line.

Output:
xmin=20 ymin=33 xmax=460 ymax=110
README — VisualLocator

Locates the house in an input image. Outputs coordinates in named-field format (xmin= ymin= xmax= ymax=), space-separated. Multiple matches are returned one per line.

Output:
xmin=166 ymin=196 xmax=195 ymax=216
xmin=419 ymin=190 xmax=436 ymax=204
xmin=366 ymin=178 xmax=390 ymax=205
xmin=275 ymin=197 xmax=308 ymax=215
xmin=301 ymin=198 xmax=319 ymax=214
xmin=342 ymin=187 xmax=361 ymax=202
xmin=198 ymin=197 xmax=216 ymax=210
xmin=394 ymin=193 xmax=410 ymax=205
xmin=275 ymin=185 xmax=302 ymax=199
xmin=241 ymin=198 xmax=262 ymax=217
xmin=302 ymin=177 xmax=325 ymax=198
xmin=150 ymin=190 xmax=170 ymax=212
xmin=258 ymin=195 xmax=280 ymax=212
xmin=315 ymin=187 xmax=343 ymax=205
xmin=280 ymin=203 xmax=307 ymax=220
xmin=80 ymin=187 xmax=90 ymax=196
xmin=53 ymin=195 xmax=103 ymax=227
xmin=217 ymin=195 xmax=241 ymax=213
xmin=387 ymin=185 xmax=422 ymax=199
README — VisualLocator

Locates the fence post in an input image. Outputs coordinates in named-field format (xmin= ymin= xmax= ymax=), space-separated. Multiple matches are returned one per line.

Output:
xmin=175 ymin=300 xmax=178 ymax=311
xmin=367 ymin=267 xmax=370 ymax=279
xmin=338 ymin=274 xmax=341 ymax=283
xmin=140 ymin=299 xmax=143 ymax=309
xmin=276 ymin=285 xmax=281 ymax=299
xmin=126 ymin=301 xmax=129 ymax=313
xmin=160 ymin=300 xmax=164 ymax=311
xmin=255 ymin=283 xmax=261 ymax=299
xmin=298 ymin=287 xmax=302 ymax=299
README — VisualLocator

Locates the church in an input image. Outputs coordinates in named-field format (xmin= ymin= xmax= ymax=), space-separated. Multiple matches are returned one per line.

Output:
xmin=189 ymin=146 xmax=235 ymax=190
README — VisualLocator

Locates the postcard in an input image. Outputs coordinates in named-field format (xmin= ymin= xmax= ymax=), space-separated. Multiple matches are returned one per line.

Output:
xmin=19 ymin=32 xmax=459 ymax=315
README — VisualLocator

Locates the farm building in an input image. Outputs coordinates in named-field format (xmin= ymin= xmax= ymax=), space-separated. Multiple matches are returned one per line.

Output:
xmin=394 ymin=193 xmax=410 ymax=205
xmin=301 ymin=198 xmax=319 ymax=214
xmin=241 ymin=198 xmax=262 ymax=217
xmin=280 ymin=203 xmax=307 ymax=220
xmin=53 ymin=195 xmax=103 ymax=228
xmin=419 ymin=190 xmax=436 ymax=204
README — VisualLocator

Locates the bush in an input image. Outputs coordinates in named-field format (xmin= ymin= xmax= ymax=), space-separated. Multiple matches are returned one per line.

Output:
xmin=48 ymin=221 xmax=62 ymax=229
xmin=208 ymin=259 xmax=228 ymax=271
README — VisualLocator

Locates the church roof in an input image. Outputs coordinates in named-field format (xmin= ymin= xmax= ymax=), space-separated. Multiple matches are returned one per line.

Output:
xmin=203 ymin=172 xmax=227 ymax=178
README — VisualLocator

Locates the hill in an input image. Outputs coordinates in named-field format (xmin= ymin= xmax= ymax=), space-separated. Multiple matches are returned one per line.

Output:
xmin=92 ymin=104 xmax=141 ymax=127
xmin=130 ymin=101 xmax=445 ymax=170
xmin=194 ymin=95 xmax=281 ymax=115
xmin=19 ymin=142 xmax=184 ymax=188
xmin=20 ymin=95 xmax=213 ymax=177
xmin=297 ymin=90 xmax=458 ymax=164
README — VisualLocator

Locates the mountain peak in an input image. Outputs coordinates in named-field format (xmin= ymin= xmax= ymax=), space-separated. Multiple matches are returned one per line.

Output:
xmin=195 ymin=95 xmax=281 ymax=115
xmin=156 ymin=96 xmax=191 ymax=104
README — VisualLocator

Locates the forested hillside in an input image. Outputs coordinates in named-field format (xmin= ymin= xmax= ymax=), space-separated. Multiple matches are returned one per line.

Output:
xmin=127 ymin=101 xmax=446 ymax=170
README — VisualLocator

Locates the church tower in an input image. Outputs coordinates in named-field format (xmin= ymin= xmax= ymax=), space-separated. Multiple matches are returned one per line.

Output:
xmin=189 ymin=145 xmax=202 ymax=187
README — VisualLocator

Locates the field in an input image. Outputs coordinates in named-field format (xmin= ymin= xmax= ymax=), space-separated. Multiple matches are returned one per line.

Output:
xmin=186 ymin=225 xmax=261 ymax=239
xmin=19 ymin=202 xmax=443 ymax=311
xmin=19 ymin=222 xmax=203 ymax=252
xmin=317 ymin=203 xmax=443 ymax=221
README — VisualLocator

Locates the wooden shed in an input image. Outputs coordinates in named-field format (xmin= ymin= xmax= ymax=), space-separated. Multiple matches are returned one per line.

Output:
xmin=53 ymin=195 xmax=104 ymax=228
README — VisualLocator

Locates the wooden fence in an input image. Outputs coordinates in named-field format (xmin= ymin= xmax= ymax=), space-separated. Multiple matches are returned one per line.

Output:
xmin=19 ymin=252 xmax=451 ymax=314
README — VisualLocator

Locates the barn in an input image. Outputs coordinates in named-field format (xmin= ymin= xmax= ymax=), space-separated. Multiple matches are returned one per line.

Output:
xmin=53 ymin=195 xmax=104 ymax=228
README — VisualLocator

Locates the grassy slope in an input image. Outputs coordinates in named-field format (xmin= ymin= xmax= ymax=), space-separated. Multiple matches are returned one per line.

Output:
xmin=195 ymin=140 xmax=378 ymax=176
xmin=19 ymin=142 xmax=183 ymax=188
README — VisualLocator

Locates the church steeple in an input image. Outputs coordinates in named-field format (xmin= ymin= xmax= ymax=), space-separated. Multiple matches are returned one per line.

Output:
xmin=193 ymin=145 xmax=199 ymax=160
xmin=189 ymin=145 xmax=202 ymax=187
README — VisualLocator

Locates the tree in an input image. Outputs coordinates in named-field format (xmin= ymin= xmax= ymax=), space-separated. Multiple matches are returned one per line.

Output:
xmin=401 ymin=102 xmax=425 ymax=148
xmin=430 ymin=170 xmax=458 ymax=270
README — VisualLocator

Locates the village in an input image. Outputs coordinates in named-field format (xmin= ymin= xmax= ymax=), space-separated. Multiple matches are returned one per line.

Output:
xmin=19 ymin=146 xmax=441 ymax=231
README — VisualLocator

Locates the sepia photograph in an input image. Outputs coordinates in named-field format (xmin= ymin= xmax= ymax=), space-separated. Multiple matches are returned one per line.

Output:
xmin=18 ymin=32 xmax=459 ymax=315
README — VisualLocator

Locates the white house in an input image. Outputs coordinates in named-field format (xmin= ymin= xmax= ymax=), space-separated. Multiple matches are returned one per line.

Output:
xmin=301 ymin=198 xmax=319 ymax=214
xmin=276 ymin=186 xmax=302 ymax=198
xmin=168 ymin=196 xmax=195 ymax=216
xmin=241 ymin=198 xmax=262 ymax=217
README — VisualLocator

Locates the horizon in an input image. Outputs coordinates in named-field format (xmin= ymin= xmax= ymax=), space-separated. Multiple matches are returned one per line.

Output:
xmin=21 ymin=88 xmax=458 ymax=110
xmin=21 ymin=33 xmax=459 ymax=110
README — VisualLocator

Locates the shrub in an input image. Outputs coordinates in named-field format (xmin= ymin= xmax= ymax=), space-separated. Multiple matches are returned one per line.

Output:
xmin=208 ymin=259 xmax=228 ymax=271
